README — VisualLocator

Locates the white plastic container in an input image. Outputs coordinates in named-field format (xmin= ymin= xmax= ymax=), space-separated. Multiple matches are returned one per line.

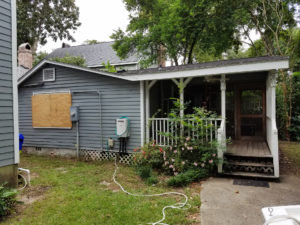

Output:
xmin=262 ymin=205 xmax=300 ymax=225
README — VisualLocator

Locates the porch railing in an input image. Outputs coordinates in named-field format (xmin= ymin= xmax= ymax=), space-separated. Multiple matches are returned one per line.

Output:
xmin=217 ymin=118 xmax=226 ymax=173
xmin=147 ymin=118 xmax=223 ymax=146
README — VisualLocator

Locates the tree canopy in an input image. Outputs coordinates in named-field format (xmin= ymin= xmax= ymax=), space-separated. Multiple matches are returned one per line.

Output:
xmin=17 ymin=0 xmax=81 ymax=52
xmin=111 ymin=0 xmax=242 ymax=67
xmin=49 ymin=54 xmax=86 ymax=67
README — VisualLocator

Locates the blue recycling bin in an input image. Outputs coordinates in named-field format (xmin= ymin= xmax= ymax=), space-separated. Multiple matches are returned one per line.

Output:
xmin=19 ymin=134 xmax=24 ymax=151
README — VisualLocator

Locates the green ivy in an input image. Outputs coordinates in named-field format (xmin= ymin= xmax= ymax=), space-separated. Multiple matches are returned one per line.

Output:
xmin=0 ymin=184 xmax=17 ymax=219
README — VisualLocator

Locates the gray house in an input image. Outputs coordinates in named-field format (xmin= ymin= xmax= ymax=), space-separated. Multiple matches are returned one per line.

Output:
xmin=0 ymin=0 xmax=19 ymax=187
xmin=18 ymin=56 xmax=289 ymax=178
xmin=47 ymin=42 xmax=141 ymax=71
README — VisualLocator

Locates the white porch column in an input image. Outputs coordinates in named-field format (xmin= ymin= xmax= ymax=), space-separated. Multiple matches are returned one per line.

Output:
xmin=266 ymin=71 xmax=279 ymax=177
xmin=145 ymin=80 xmax=157 ymax=142
xmin=220 ymin=74 xmax=226 ymax=135
xmin=179 ymin=78 xmax=184 ymax=118
xmin=140 ymin=81 xmax=145 ymax=145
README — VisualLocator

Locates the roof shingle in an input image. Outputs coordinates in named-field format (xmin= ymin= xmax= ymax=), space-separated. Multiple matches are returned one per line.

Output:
xmin=46 ymin=41 xmax=138 ymax=68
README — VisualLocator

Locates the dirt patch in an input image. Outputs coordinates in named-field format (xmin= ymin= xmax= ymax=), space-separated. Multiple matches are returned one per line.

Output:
xmin=17 ymin=185 xmax=50 ymax=205
xmin=188 ymin=212 xmax=201 ymax=224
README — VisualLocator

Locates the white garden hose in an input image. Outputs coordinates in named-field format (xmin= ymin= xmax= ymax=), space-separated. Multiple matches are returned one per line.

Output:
xmin=113 ymin=157 xmax=191 ymax=225
xmin=18 ymin=168 xmax=30 ymax=191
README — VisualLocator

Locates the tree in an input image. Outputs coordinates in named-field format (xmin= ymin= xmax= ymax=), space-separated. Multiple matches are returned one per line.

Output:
xmin=17 ymin=0 xmax=81 ymax=53
xmin=33 ymin=51 xmax=48 ymax=67
xmin=236 ymin=0 xmax=300 ymax=140
xmin=49 ymin=54 xmax=86 ymax=67
xmin=83 ymin=40 xmax=100 ymax=45
xmin=111 ymin=0 xmax=241 ymax=67
xmin=101 ymin=61 xmax=117 ymax=73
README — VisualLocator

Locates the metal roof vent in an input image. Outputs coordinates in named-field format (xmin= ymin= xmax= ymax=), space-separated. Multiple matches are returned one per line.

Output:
xmin=43 ymin=68 xmax=55 ymax=82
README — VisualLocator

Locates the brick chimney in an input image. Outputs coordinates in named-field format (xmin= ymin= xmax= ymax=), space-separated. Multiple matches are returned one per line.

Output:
xmin=18 ymin=43 xmax=33 ymax=69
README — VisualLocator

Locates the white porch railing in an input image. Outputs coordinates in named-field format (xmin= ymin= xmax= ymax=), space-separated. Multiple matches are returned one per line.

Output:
xmin=148 ymin=118 xmax=223 ymax=146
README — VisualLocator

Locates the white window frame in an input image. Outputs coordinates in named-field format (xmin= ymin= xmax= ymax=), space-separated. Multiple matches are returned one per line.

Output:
xmin=43 ymin=68 xmax=55 ymax=82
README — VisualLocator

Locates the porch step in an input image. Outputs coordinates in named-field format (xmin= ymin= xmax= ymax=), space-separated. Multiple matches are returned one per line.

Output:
xmin=224 ymin=152 xmax=273 ymax=158
xmin=223 ymin=171 xmax=277 ymax=179
xmin=223 ymin=154 xmax=274 ymax=178
xmin=228 ymin=161 xmax=274 ymax=167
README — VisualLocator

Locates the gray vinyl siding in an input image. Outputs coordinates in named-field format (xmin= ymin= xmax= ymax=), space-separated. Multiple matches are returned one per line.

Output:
xmin=0 ymin=0 xmax=14 ymax=167
xmin=19 ymin=65 xmax=141 ymax=153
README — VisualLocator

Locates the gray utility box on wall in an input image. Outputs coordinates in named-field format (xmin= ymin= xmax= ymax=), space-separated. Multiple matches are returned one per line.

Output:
xmin=70 ymin=106 xmax=80 ymax=121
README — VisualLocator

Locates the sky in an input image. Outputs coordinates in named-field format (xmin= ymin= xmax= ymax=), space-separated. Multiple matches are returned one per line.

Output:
xmin=38 ymin=0 xmax=130 ymax=53
xmin=38 ymin=0 xmax=258 ymax=54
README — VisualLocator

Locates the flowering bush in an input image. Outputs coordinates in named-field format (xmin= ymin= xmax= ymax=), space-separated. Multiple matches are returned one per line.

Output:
xmin=133 ymin=141 xmax=164 ymax=171
xmin=162 ymin=136 xmax=217 ymax=176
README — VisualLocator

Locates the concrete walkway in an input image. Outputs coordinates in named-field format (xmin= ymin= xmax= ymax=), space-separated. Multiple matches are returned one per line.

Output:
xmin=200 ymin=175 xmax=300 ymax=225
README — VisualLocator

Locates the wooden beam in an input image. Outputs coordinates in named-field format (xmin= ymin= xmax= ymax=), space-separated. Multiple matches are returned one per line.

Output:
xmin=148 ymin=80 xmax=157 ymax=90
xmin=183 ymin=77 xmax=193 ymax=87
xmin=171 ymin=78 xmax=179 ymax=86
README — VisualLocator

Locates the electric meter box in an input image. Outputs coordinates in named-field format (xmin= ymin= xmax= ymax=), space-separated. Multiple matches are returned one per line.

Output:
xmin=70 ymin=106 xmax=79 ymax=121
xmin=116 ymin=118 xmax=130 ymax=137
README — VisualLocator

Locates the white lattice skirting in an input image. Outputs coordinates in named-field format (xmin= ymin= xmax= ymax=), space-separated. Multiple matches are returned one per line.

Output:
xmin=80 ymin=149 xmax=134 ymax=165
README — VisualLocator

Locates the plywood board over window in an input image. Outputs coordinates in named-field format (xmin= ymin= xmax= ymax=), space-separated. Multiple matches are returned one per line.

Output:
xmin=32 ymin=92 xmax=72 ymax=128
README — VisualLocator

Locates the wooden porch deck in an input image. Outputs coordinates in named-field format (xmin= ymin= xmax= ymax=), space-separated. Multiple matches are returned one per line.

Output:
xmin=226 ymin=140 xmax=272 ymax=158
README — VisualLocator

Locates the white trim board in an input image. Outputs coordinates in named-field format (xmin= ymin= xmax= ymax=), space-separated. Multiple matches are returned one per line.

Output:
xmin=18 ymin=58 xmax=289 ymax=85
xmin=11 ymin=0 xmax=19 ymax=164
xmin=127 ymin=60 xmax=289 ymax=81
xmin=18 ymin=59 xmax=134 ymax=85
xmin=89 ymin=62 xmax=139 ymax=68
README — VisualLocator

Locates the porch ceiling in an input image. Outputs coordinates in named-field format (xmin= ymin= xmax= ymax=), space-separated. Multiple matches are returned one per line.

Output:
xmin=121 ymin=55 xmax=289 ymax=81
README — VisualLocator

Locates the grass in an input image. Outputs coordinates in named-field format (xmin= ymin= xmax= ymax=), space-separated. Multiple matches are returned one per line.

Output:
xmin=2 ymin=154 xmax=201 ymax=225
xmin=280 ymin=141 xmax=300 ymax=168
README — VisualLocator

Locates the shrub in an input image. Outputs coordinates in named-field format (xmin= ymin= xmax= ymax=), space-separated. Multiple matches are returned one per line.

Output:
xmin=133 ymin=142 xmax=164 ymax=171
xmin=135 ymin=165 xmax=158 ymax=185
xmin=167 ymin=169 xmax=208 ymax=187
xmin=0 ymin=184 xmax=17 ymax=218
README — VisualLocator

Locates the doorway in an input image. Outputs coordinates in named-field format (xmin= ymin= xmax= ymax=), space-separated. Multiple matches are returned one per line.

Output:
xmin=236 ymin=87 xmax=266 ymax=140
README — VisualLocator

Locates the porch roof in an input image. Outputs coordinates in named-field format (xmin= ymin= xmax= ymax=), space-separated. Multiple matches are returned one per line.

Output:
xmin=120 ymin=55 xmax=289 ymax=81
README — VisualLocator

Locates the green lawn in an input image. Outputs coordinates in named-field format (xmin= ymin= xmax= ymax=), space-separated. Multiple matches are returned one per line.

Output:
xmin=280 ymin=141 xmax=300 ymax=168
xmin=3 ymin=154 xmax=201 ymax=225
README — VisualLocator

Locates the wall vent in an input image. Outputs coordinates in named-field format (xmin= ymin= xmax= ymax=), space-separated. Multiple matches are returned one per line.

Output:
xmin=43 ymin=68 xmax=55 ymax=82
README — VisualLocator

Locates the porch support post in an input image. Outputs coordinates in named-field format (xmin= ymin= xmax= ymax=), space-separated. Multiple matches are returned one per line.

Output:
xmin=266 ymin=71 xmax=279 ymax=177
xmin=220 ymin=74 xmax=226 ymax=136
xmin=171 ymin=77 xmax=193 ymax=118
xmin=145 ymin=80 xmax=157 ymax=142
xmin=218 ymin=74 xmax=226 ymax=173
xmin=140 ymin=81 xmax=145 ymax=146
xmin=179 ymin=78 xmax=184 ymax=118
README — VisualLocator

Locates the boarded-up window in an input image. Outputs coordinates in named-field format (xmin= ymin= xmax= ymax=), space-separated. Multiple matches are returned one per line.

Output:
xmin=32 ymin=92 xmax=72 ymax=128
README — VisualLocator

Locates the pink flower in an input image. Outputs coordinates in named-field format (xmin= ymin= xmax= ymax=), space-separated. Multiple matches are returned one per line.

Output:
xmin=174 ymin=150 xmax=177 ymax=154
xmin=169 ymin=164 xmax=174 ymax=168
xmin=182 ymin=147 xmax=185 ymax=151
xmin=163 ymin=157 xmax=166 ymax=161
xmin=165 ymin=161 xmax=169 ymax=165
xmin=212 ymin=153 xmax=216 ymax=157
xmin=201 ymin=163 xmax=205 ymax=167
xmin=186 ymin=137 xmax=190 ymax=141
xmin=194 ymin=162 xmax=198 ymax=166
xmin=174 ymin=172 xmax=178 ymax=176
xmin=173 ymin=167 xmax=176 ymax=171
xmin=182 ymin=161 xmax=185 ymax=165
xmin=171 ymin=158 xmax=175 ymax=162
xmin=184 ymin=142 xmax=188 ymax=147
xmin=209 ymin=160 xmax=213 ymax=164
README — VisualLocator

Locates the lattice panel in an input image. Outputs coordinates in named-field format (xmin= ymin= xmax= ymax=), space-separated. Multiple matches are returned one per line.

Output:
xmin=80 ymin=150 xmax=133 ymax=165
xmin=119 ymin=154 xmax=134 ymax=165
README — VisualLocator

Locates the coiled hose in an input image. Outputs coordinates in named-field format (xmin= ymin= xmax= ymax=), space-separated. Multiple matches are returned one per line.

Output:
xmin=113 ymin=156 xmax=191 ymax=225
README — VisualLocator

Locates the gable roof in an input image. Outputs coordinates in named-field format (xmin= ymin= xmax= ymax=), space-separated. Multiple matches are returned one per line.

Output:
xmin=18 ymin=56 xmax=289 ymax=85
xmin=46 ymin=41 xmax=138 ymax=68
